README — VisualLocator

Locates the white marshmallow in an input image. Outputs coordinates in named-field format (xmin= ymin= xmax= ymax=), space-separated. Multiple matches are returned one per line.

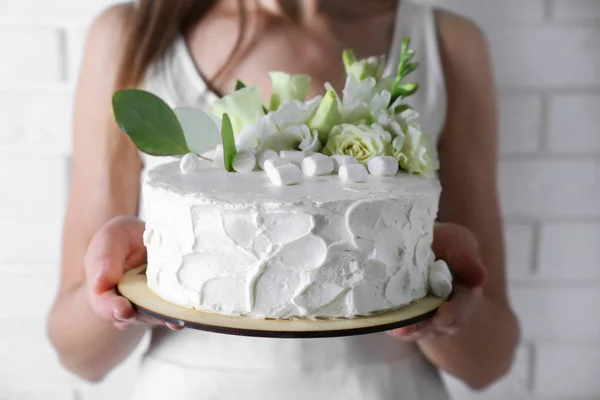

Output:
xmin=232 ymin=150 xmax=256 ymax=173
xmin=279 ymin=150 xmax=306 ymax=165
xmin=428 ymin=260 xmax=453 ymax=298
xmin=180 ymin=153 xmax=200 ymax=174
xmin=330 ymin=154 xmax=359 ymax=173
xmin=257 ymin=149 xmax=279 ymax=170
xmin=301 ymin=153 xmax=334 ymax=177
xmin=338 ymin=164 xmax=368 ymax=183
xmin=367 ymin=156 xmax=399 ymax=176
xmin=212 ymin=144 xmax=224 ymax=166
xmin=266 ymin=163 xmax=303 ymax=186
xmin=263 ymin=157 xmax=292 ymax=174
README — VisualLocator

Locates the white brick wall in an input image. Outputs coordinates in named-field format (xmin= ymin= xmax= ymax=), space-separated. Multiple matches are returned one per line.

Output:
xmin=1 ymin=1 xmax=599 ymax=400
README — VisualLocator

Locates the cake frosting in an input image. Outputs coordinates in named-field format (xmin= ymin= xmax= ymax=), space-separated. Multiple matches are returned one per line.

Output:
xmin=142 ymin=160 xmax=444 ymax=319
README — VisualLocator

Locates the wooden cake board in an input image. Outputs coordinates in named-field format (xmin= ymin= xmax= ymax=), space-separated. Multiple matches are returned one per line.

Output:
xmin=117 ymin=265 xmax=446 ymax=339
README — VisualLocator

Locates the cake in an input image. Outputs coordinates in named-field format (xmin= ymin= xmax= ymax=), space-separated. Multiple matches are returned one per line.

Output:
xmin=113 ymin=37 xmax=452 ymax=320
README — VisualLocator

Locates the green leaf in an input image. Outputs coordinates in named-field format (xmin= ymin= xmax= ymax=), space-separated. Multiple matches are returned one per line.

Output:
xmin=220 ymin=113 xmax=237 ymax=172
xmin=173 ymin=107 xmax=221 ymax=156
xmin=392 ymin=83 xmax=419 ymax=99
xmin=235 ymin=80 xmax=246 ymax=91
xmin=112 ymin=89 xmax=189 ymax=156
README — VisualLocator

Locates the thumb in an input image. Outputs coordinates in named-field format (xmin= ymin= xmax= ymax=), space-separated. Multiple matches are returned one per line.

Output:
xmin=432 ymin=223 xmax=487 ymax=287
xmin=84 ymin=216 xmax=146 ymax=294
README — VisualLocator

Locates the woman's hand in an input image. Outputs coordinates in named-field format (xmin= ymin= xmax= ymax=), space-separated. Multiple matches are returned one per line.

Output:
xmin=84 ymin=215 xmax=183 ymax=331
xmin=389 ymin=222 xmax=487 ymax=341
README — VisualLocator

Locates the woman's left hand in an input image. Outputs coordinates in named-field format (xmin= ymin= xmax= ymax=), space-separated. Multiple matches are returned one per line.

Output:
xmin=389 ymin=223 xmax=488 ymax=341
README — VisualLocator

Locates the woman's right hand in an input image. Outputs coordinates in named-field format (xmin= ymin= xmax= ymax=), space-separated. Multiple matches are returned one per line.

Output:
xmin=84 ymin=215 xmax=183 ymax=331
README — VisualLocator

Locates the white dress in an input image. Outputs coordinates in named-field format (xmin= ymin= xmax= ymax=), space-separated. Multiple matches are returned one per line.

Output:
xmin=132 ymin=2 xmax=449 ymax=399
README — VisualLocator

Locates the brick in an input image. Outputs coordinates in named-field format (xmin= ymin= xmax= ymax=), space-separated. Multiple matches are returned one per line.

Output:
xmin=499 ymin=159 xmax=600 ymax=218
xmin=0 ymin=90 xmax=73 ymax=155
xmin=550 ymin=0 xmax=600 ymax=20
xmin=0 ymin=27 xmax=62 ymax=84
xmin=444 ymin=345 xmax=532 ymax=399
xmin=0 ymin=318 xmax=78 ymax=399
xmin=488 ymin=26 xmax=600 ymax=88
xmin=498 ymin=93 xmax=542 ymax=155
xmin=547 ymin=94 xmax=600 ymax=154
xmin=422 ymin=0 xmax=545 ymax=23
xmin=536 ymin=344 xmax=600 ymax=397
xmin=0 ymin=0 xmax=118 ymax=25
xmin=505 ymin=224 xmax=535 ymax=281
xmin=0 ymin=156 xmax=67 ymax=219
xmin=510 ymin=286 xmax=600 ymax=342
xmin=66 ymin=27 xmax=87 ymax=84
xmin=0 ymin=269 xmax=60 ymax=319
xmin=538 ymin=223 xmax=600 ymax=281
xmin=0 ymin=218 xmax=63 ymax=264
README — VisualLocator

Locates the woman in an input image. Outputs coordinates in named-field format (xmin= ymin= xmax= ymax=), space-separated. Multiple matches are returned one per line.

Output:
xmin=47 ymin=0 xmax=519 ymax=398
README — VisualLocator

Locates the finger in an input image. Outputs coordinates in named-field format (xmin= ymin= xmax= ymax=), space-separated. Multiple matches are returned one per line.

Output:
xmin=432 ymin=223 xmax=487 ymax=287
xmin=433 ymin=284 xmax=482 ymax=331
xmin=91 ymin=289 xmax=136 ymax=323
xmin=84 ymin=217 xmax=146 ymax=294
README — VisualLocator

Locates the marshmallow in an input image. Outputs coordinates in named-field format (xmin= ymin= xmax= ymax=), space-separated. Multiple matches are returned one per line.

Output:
xmin=338 ymin=164 xmax=368 ymax=183
xmin=212 ymin=144 xmax=224 ymax=166
xmin=263 ymin=157 xmax=292 ymax=174
xmin=180 ymin=153 xmax=200 ymax=174
xmin=301 ymin=153 xmax=334 ymax=177
xmin=266 ymin=163 xmax=303 ymax=186
xmin=257 ymin=149 xmax=279 ymax=170
xmin=279 ymin=150 xmax=306 ymax=165
xmin=232 ymin=150 xmax=257 ymax=173
xmin=367 ymin=156 xmax=399 ymax=176
xmin=330 ymin=154 xmax=359 ymax=173
xmin=428 ymin=260 xmax=453 ymax=298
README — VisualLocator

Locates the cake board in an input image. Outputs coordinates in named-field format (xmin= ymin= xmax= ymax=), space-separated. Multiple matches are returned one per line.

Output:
xmin=117 ymin=265 xmax=447 ymax=339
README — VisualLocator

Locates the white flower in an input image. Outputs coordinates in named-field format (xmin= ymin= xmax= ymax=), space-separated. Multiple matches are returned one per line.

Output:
xmin=339 ymin=74 xmax=392 ymax=124
xmin=324 ymin=124 xmax=390 ymax=165
xmin=391 ymin=109 xmax=439 ymax=176
xmin=235 ymin=96 xmax=323 ymax=153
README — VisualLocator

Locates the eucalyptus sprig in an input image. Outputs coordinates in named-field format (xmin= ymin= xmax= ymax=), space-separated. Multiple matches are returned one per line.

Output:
xmin=390 ymin=37 xmax=420 ymax=105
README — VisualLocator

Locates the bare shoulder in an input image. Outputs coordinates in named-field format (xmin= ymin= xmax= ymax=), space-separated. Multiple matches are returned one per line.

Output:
xmin=80 ymin=2 xmax=134 ymax=68
xmin=433 ymin=11 xmax=494 ymax=92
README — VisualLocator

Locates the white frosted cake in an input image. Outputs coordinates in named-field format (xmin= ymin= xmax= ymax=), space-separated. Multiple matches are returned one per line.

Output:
xmin=142 ymin=161 xmax=443 ymax=319
xmin=114 ymin=37 xmax=452 ymax=320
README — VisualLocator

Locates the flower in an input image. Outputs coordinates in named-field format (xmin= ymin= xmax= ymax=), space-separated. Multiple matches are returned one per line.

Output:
xmin=307 ymin=89 xmax=342 ymax=143
xmin=235 ymin=96 xmax=323 ymax=153
xmin=338 ymin=74 xmax=393 ymax=124
xmin=268 ymin=72 xmax=311 ymax=111
xmin=343 ymin=49 xmax=386 ymax=82
xmin=391 ymin=110 xmax=439 ymax=176
xmin=210 ymin=86 xmax=265 ymax=136
xmin=324 ymin=124 xmax=389 ymax=165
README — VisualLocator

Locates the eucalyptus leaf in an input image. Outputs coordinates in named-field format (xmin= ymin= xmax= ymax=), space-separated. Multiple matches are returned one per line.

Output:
xmin=112 ymin=89 xmax=189 ymax=156
xmin=235 ymin=80 xmax=246 ymax=91
xmin=173 ymin=107 xmax=221 ymax=156
xmin=221 ymin=113 xmax=237 ymax=172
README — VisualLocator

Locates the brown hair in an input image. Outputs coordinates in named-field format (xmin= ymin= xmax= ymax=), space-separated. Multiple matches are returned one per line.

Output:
xmin=116 ymin=0 xmax=306 ymax=89
xmin=115 ymin=0 xmax=398 ymax=90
